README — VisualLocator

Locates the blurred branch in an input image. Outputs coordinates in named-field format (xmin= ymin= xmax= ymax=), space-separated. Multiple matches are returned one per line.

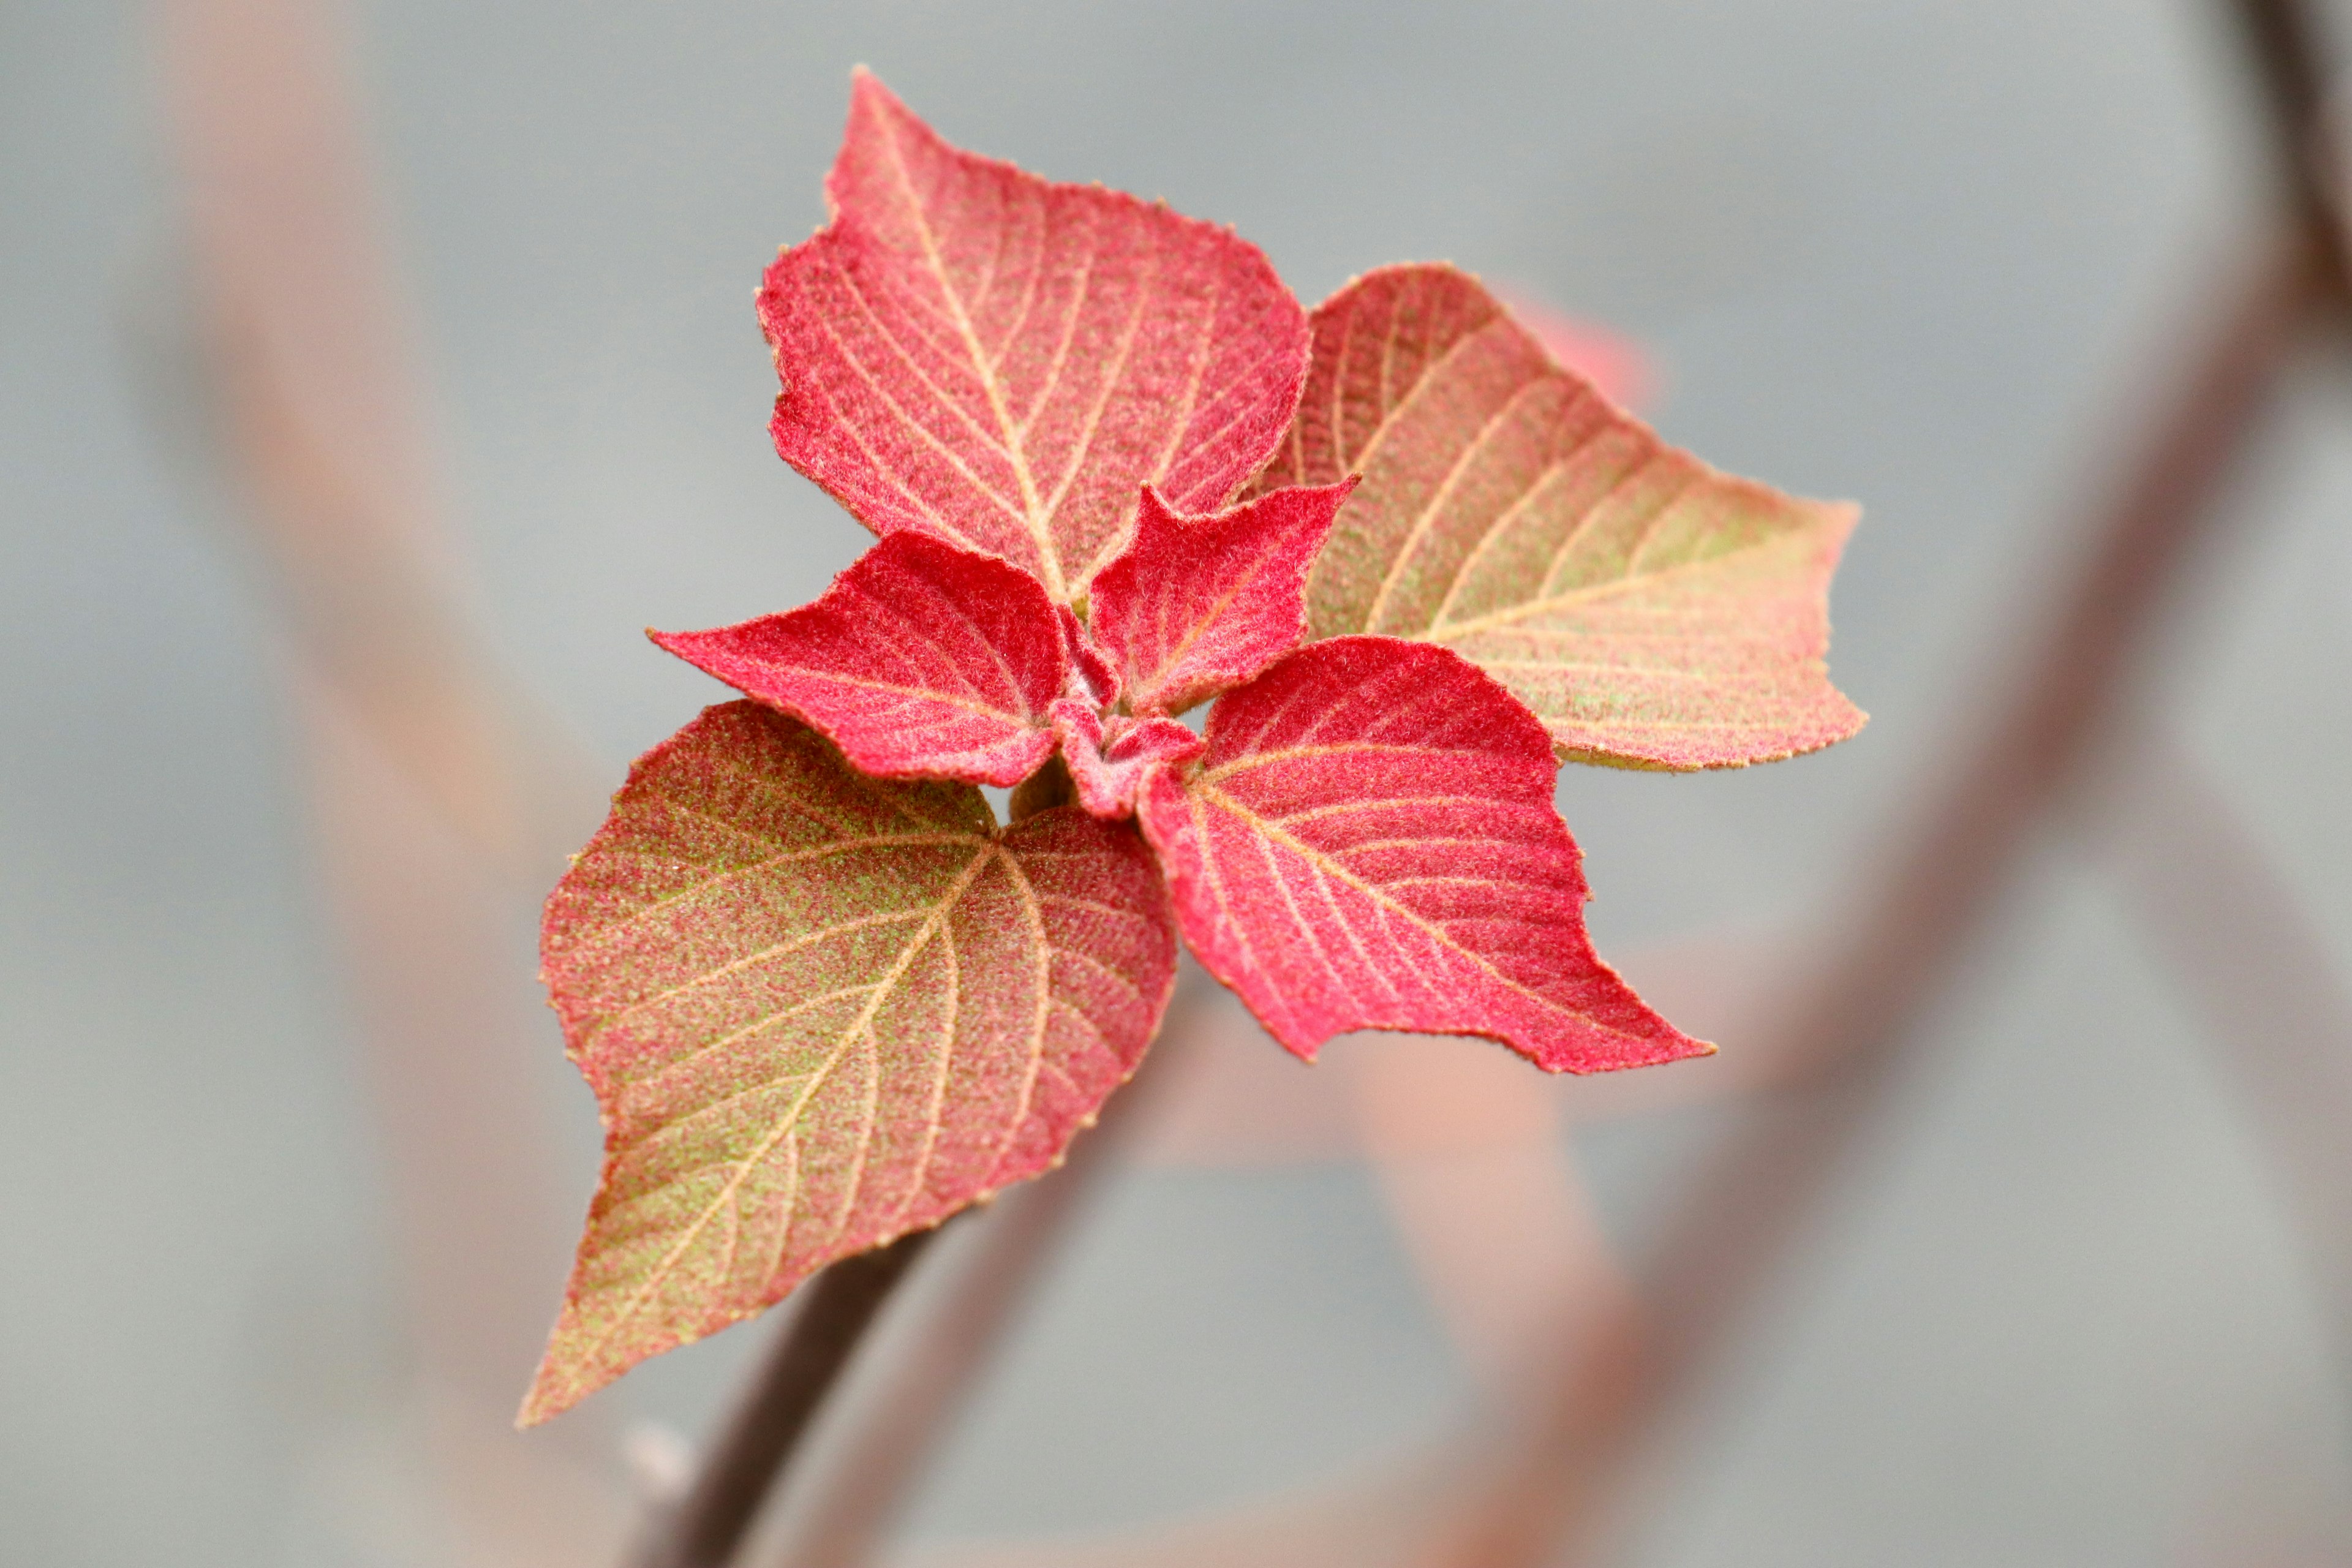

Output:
xmin=2095 ymin=732 xmax=2352 ymax=1365
xmin=2233 ymin=0 xmax=2352 ymax=287
xmin=159 ymin=0 xmax=606 ymax=885
xmin=156 ymin=0 xmax=620 ymax=1558
xmin=1432 ymin=224 xmax=2331 ymax=1568
xmin=1415 ymin=7 xmax=2352 ymax=1559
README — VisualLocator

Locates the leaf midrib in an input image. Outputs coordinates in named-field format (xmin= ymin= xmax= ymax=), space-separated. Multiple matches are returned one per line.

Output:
xmin=874 ymin=106 xmax=1062 ymax=597
xmin=578 ymin=839 xmax=998 ymax=1365
xmin=1423 ymin=525 xmax=1820 ymax=643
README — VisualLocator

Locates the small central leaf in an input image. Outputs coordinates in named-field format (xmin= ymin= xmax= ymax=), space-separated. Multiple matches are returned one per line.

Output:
xmin=524 ymin=703 xmax=1175 ymax=1423
xmin=653 ymin=530 xmax=1068 ymax=788
xmin=1087 ymin=480 xmax=1356 ymax=717
xmin=1049 ymin=698 xmax=1205 ymax=820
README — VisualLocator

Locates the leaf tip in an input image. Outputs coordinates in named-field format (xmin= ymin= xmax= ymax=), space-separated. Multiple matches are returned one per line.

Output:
xmin=513 ymin=1359 xmax=576 ymax=1430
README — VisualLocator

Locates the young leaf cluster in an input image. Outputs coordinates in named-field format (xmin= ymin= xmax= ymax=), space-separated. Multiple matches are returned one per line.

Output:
xmin=521 ymin=72 xmax=1864 ymax=1423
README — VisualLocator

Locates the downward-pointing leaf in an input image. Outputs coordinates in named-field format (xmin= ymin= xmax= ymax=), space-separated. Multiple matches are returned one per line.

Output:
xmin=652 ymin=530 xmax=1066 ymax=788
xmin=1248 ymin=263 xmax=1864 ymax=771
xmin=523 ymin=702 xmax=1175 ymax=1423
xmin=1134 ymin=636 xmax=1706 ymax=1072
xmin=1087 ymin=480 xmax=1356 ymax=717
xmin=762 ymin=71 xmax=1311 ymax=603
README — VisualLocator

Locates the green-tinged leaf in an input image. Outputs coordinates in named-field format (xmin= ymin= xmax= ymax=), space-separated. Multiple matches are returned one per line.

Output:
xmin=1249 ymin=263 xmax=1864 ymax=771
xmin=521 ymin=702 xmax=1175 ymax=1423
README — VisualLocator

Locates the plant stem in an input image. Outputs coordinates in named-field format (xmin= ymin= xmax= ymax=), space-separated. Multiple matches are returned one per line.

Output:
xmin=758 ymin=979 xmax=1206 ymax=1566
xmin=1007 ymin=753 xmax=1076 ymax=820
xmin=2233 ymin=0 xmax=2352 ymax=287
xmin=628 ymin=1228 xmax=941 ymax=1568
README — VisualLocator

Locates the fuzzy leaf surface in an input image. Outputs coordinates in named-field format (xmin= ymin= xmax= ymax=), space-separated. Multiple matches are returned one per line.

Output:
xmin=1248 ymin=263 xmax=1863 ymax=771
xmin=1057 ymin=604 xmax=1120 ymax=708
xmin=524 ymin=703 xmax=1175 ymax=1423
xmin=1134 ymin=636 xmax=1706 ymax=1072
xmin=761 ymin=71 xmax=1310 ymax=603
xmin=1049 ymin=698 xmax=1205 ymax=820
xmin=652 ymin=531 xmax=1065 ymax=788
xmin=1088 ymin=480 xmax=1355 ymax=717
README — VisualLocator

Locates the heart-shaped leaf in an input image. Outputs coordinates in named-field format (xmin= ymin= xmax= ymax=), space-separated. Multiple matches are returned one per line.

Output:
xmin=1134 ymin=636 xmax=1705 ymax=1072
xmin=652 ymin=530 xmax=1066 ymax=788
xmin=762 ymin=71 xmax=1311 ymax=603
xmin=1248 ymin=264 xmax=1864 ymax=771
xmin=522 ymin=702 xmax=1175 ymax=1423
xmin=1087 ymin=480 xmax=1357 ymax=717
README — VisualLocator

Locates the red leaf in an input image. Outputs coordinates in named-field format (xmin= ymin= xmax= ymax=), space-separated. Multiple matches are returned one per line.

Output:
xmin=1087 ymin=480 xmax=1357 ymax=717
xmin=523 ymin=703 xmax=1175 ymax=1422
xmin=1048 ymin=697 xmax=1205 ymax=820
xmin=651 ymin=530 xmax=1066 ymax=788
xmin=761 ymin=71 xmax=1311 ymax=603
xmin=1248 ymin=263 xmax=1863 ymax=771
xmin=1134 ymin=637 xmax=1706 ymax=1072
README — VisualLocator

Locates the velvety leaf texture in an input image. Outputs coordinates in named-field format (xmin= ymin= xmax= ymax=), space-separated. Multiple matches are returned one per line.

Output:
xmin=519 ymin=75 xmax=1859 ymax=1423
xmin=1249 ymin=263 xmax=1864 ymax=771
xmin=524 ymin=703 xmax=1175 ymax=1423
xmin=652 ymin=530 xmax=1065 ymax=788
xmin=761 ymin=71 xmax=1311 ymax=603
xmin=1087 ymin=480 xmax=1356 ymax=717
xmin=1134 ymin=636 xmax=1706 ymax=1072
xmin=1049 ymin=698 xmax=1205 ymax=820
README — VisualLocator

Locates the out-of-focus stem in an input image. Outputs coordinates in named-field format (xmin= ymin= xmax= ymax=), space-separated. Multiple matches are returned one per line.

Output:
xmin=1423 ymin=6 xmax=2352 ymax=1558
xmin=1009 ymin=755 xmax=1078 ymax=821
xmin=159 ymin=2 xmax=620 ymax=1561
xmin=2095 ymin=734 xmax=2352 ymax=1363
xmin=1431 ymin=224 xmax=2332 ymax=1568
xmin=2232 ymin=0 xmax=2352 ymax=290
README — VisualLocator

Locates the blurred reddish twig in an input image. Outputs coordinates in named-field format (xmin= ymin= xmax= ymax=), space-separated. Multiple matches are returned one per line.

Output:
xmin=1427 ymin=2 xmax=2352 ymax=1558
xmin=158 ymin=0 xmax=617 ymax=1559
xmin=1430 ymin=225 xmax=2331 ymax=1568
xmin=2095 ymin=733 xmax=2352 ymax=1360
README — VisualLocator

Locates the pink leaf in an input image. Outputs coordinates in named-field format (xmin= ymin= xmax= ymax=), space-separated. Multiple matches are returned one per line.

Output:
xmin=651 ymin=530 xmax=1066 ymax=788
xmin=1134 ymin=637 xmax=1706 ymax=1072
xmin=522 ymin=703 xmax=1176 ymax=1423
xmin=761 ymin=70 xmax=1311 ymax=604
xmin=1248 ymin=263 xmax=1864 ymax=771
xmin=1049 ymin=697 xmax=1205 ymax=820
xmin=1087 ymin=480 xmax=1357 ymax=717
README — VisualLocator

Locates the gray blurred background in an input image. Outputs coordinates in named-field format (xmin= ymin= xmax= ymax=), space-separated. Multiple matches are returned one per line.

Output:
xmin=9 ymin=1 xmax=2352 ymax=1564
